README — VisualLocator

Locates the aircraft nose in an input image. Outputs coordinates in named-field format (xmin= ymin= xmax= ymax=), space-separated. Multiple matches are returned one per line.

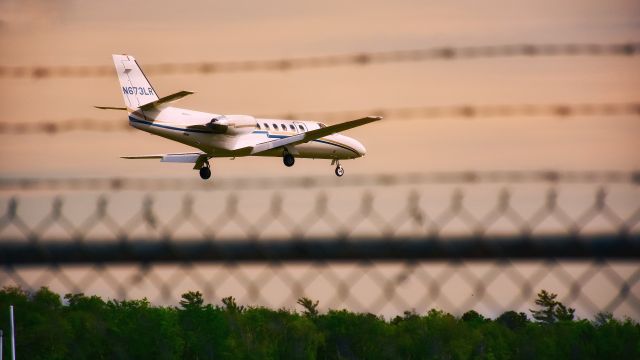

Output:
xmin=353 ymin=139 xmax=366 ymax=157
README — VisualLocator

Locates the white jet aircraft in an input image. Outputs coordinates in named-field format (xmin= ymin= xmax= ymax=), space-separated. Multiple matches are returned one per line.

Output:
xmin=97 ymin=54 xmax=381 ymax=180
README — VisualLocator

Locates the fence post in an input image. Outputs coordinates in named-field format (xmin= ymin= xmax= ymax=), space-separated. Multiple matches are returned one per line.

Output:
xmin=10 ymin=306 xmax=15 ymax=360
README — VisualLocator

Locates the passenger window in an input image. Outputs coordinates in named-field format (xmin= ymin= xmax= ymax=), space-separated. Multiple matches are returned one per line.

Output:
xmin=256 ymin=123 xmax=261 ymax=129
xmin=264 ymin=123 xmax=270 ymax=129
xmin=317 ymin=123 xmax=326 ymax=128
xmin=272 ymin=123 xmax=278 ymax=129
xmin=281 ymin=124 xmax=287 ymax=131
xmin=298 ymin=125 xmax=304 ymax=131
xmin=289 ymin=125 xmax=295 ymax=131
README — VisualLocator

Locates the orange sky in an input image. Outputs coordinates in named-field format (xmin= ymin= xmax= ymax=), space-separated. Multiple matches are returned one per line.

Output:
xmin=0 ymin=0 xmax=639 ymax=178
xmin=0 ymin=1 xmax=639 ymax=318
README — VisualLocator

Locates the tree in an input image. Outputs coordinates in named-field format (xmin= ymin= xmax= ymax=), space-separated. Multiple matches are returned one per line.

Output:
xmin=63 ymin=292 xmax=109 ymax=358
xmin=530 ymin=289 xmax=575 ymax=324
xmin=1 ymin=286 xmax=639 ymax=359
xmin=18 ymin=287 xmax=70 ymax=359
xmin=530 ymin=289 xmax=556 ymax=323
xmin=221 ymin=296 xmax=244 ymax=313
xmin=554 ymin=301 xmax=576 ymax=322
xmin=297 ymin=297 xmax=319 ymax=317
xmin=106 ymin=298 xmax=183 ymax=359
xmin=32 ymin=286 xmax=62 ymax=310
xmin=496 ymin=310 xmax=529 ymax=330
xmin=461 ymin=310 xmax=487 ymax=325
xmin=593 ymin=311 xmax=613 ymax=326
xmin=179 ymin=290 xmax=204 ymax=310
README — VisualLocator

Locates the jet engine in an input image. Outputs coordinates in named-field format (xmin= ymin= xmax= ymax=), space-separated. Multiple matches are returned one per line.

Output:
xmin=207 ymin=115 xmax=256 ymax=135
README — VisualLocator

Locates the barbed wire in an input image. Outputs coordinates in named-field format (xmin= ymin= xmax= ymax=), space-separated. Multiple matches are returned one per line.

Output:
xmin=1 ymin=42 xmax=638 ymax=79
xmin=1 ymin=102 xmax=638 ymax=135
xmin=1 ymin=171 xmax=639 ymax=192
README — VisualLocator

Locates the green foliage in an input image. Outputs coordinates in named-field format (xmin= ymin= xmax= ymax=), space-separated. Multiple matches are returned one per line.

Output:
xmin=227 ymin=307 xmax=322 ymax=359
xmin=179 ymin=290 xmax=204 ymax=310
xmin=317 ymin=309 xmax=392 ymax=359
xmin=0 ymin=287 xmax=638 ymax=359
xmin=530 ymin=289 xmax=575 ymax=324
xmin=221 ymin=296 xmax=244 ymax=313
xmin=461 ymin=309 xmax=489 ymax=325
xmin=496 ymin=310 xmax=529 ymax=330
xmin=297 ymin=297 xmax=319 ymax=317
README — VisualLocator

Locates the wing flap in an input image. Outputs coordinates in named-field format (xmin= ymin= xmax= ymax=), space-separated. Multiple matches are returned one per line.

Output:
xmin=252 ymin=133 xmax=306 ymax=154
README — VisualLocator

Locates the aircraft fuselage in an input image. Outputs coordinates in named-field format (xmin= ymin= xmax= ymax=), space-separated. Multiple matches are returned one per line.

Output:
xmin=128 ymin=107 xmax=367 ymax=160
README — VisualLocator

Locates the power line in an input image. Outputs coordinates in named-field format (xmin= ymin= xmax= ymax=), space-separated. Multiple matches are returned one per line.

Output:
xmin=1 ymin=42 xmax=638 ymax=79
xmin=0 ymin=102 xmax=638 ymax=135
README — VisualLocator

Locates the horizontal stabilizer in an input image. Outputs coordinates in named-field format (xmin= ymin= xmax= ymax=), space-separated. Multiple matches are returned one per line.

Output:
xmin=139 ymin=91 xmax=195 ymax=111
xmin=122 ymin=152 xmax=206 ymax=165
xmin=121 ymin=154 xmax=163 ymax=159
xmin=94 ymin=106 xmax=127 ymax=110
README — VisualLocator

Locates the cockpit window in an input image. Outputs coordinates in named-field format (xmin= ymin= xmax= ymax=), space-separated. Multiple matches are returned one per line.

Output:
xmin=281 ymin=124 xmax=287 ymax=131
xmin=317 ymin=123 xmax=327 ymax=128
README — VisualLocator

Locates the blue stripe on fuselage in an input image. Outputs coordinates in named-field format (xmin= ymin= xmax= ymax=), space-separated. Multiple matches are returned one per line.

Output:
xmin=251 ymin=131 xmax=358 ymax=155
xmin=129 ymin=116 xmax=212 ymax=133
xmin=128 ymin=117 xmax=359 ymax=155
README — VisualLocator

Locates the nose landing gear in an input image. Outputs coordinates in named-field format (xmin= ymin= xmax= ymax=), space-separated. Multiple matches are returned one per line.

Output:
xmin=332 ymin=159 xmax=344 ymax=177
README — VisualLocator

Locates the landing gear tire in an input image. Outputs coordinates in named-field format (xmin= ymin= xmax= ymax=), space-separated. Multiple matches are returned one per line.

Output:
xmin=335 ymin=165 xmax=344 ymax=177
xmin=199 ymin=166 xmax=211 ymax=180
xmin=283 ymin=153 xmax=295 ymax=167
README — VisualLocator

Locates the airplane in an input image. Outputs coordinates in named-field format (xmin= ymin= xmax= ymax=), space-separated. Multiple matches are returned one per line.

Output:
xmin=97 ymin=54 xmax=381 ymax=180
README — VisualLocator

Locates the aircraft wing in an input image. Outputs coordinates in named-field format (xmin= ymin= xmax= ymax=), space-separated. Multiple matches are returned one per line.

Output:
xmin=122 ymin=152 xmax=208 ymax=169
xmin=249 ymin=116 xmax=382 ymax=155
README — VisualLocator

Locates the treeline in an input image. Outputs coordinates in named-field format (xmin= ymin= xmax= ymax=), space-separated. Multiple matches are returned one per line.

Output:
xmin=0 ymin=287 xmax=638 ymax=359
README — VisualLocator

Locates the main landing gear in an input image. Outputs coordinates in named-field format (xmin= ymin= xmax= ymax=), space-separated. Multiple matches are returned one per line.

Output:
xmin=283 ymin=152 xmax=295 ymax=167
xmin=332 ymin=159 xmax=344 ymax=177
xmin=282 ymin=153 xmax=344 ymax=177
xmin=199 ymin=160 xmax=211 ymax=180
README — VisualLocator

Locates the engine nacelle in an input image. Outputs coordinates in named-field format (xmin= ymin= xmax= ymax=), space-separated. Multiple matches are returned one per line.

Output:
xmin=208 ymin=115 xmax=256 ymax=135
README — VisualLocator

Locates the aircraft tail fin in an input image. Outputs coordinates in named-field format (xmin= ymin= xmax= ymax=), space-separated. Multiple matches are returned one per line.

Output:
xmin=112 ymin=54 xmax=159 ymax=110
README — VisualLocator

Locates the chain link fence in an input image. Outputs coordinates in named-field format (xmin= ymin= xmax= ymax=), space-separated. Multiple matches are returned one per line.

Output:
xmin=1 ymin=172 xmax=638 ymax=319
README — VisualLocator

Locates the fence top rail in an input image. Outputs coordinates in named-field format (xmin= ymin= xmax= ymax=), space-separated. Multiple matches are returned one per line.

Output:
xmin=1 ymin=234 xmax=639 ymax=265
